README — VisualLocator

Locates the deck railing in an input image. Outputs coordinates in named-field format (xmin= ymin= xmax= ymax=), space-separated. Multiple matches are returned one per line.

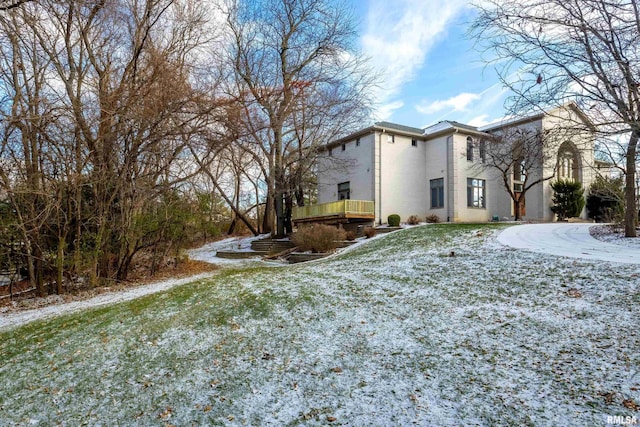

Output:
xmin=292 ymin=199 xmax=375 ymax=221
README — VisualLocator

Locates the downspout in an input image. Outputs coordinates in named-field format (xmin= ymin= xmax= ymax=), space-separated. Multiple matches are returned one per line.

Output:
xmin=446 ymin=130 xmax=459 ymax=222
xmin=378 ymin=129 xmax=384 ymax=225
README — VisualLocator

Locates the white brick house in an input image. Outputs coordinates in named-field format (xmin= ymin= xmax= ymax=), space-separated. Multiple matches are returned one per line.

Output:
xmin=315 ymin=104 xmax=597 ymax=224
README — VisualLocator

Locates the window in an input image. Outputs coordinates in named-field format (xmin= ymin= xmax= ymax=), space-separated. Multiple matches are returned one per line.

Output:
xmin=337 ymin=181 xmax=350 ymax=200
xmin=479 ymin=140 xmax=486 ymax=163
xmin=513 ymin=157 xmax=526 ymax=182
xmin=557 ymin=141 xmax=580 ymax=181
xmin=341 ymin=143 xmax=346 ymax=151
xmin=356 ymin=138 xmax=361 ymax=147
xmin=328 ymin=148 xmax=332 ymax=156
xmin=387 ymin=134 xmax=395 ymax=143
xmin=430 ymin=178 xmax=444 ymax=209
xmin=411 ymin=139 xmax=418 ymax=147
xmin=467 ymin=178 xmax=486 ymax=208
xmin=466 ymin=137 xmax=474 ymax=161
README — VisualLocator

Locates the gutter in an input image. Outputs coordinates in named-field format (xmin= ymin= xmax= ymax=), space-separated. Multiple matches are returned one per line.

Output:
xmin=378 ymin=129 xmax=384 ymax=224
xmin=446 ymin=129 xmax=459 ymax=222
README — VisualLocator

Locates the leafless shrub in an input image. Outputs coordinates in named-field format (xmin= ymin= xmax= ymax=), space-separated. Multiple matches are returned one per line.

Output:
xmin=291 ymin=224 xmax=346 ymax=253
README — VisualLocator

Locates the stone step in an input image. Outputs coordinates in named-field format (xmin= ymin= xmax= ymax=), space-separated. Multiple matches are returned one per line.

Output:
xmin=250 ymin=239 xmax=295 ymax=253
xmin=216 ymin=250 xmax=268 ymax=259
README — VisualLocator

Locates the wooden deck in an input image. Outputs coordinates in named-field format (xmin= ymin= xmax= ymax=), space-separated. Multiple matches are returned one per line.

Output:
xmin=292 ymin=200 xmax=375 ymax=224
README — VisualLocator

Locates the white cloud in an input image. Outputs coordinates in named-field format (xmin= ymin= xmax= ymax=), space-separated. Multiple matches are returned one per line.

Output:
xmin=376 ymin=100 xmax=405 ymax=121
xmin=361 ymin=0 xmax=470 ymax=116
xmin=415 ymin=92 xmax=481 ymax=115
xmin=467 ymin=114 xmax=491 ymax=127
xmin=415 ymin=80 xmax=511 ymax=127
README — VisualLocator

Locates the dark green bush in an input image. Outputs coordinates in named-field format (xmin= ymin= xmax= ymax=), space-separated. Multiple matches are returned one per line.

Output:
xmin=387 ymin=214 xmax=401 ymax=227
xmin=550 ymin=179 xmax=585 ymax=221
xmin=586 ymin=175 xmax=624 ymax=223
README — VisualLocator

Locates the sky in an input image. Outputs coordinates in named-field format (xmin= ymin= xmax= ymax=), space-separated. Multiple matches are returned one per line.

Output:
xmin=355 ymin=0 xmax=509 ymax=129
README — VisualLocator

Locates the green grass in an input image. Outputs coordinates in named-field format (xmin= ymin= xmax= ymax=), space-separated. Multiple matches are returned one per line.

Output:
xmin=1 ymin=224 xmax=638 ymax=426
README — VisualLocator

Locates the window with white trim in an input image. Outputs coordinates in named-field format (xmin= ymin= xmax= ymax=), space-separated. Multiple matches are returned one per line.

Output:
xmin=467 ymin=178 xmax=486 ymax=208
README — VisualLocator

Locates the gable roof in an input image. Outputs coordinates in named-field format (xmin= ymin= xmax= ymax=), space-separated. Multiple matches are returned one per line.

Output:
xmin=374 ymin=121 xmax=424 ymax=135
xmin=422 ymin=120 xmax=487 ymax=138
xmin=323 ymin=103 xmax=594 ymax=150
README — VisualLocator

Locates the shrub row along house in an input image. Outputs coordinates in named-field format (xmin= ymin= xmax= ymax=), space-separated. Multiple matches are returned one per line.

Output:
xmin=296 ymin=104 xmax=609 ymax=225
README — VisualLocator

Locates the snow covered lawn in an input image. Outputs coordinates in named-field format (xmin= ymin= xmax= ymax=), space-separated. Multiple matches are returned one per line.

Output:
xmin=1 ymin=224 xmax=638 ymax=426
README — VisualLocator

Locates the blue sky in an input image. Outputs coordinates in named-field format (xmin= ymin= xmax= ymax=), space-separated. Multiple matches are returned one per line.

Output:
xmin=355 ymin=0 xmax=509 ymax=128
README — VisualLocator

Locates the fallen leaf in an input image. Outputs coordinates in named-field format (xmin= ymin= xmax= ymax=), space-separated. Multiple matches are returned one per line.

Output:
xmin=623 ymin=399 xmax=639 ymax=410
xmin=159 ymin=407 xmax=172 ymax=420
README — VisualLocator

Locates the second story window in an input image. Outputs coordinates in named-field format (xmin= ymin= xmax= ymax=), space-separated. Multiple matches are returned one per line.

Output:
xmin=356 ymin=138 xmax=360 ymax=147
xmin=341 ymin=143 xmax=346 ymax=151
xmin=387 ymin=134 xmax=395 ymax=143
xmin=412 ymin=139 xmax=418 ymax=147
xmin=466 ymin=137 xmax=474 ymax=161
xmin=337 ymin=181 xmax=351 ymax=200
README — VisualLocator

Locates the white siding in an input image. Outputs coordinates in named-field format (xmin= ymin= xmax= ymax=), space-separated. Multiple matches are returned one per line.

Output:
xmin=317 ymin=134 xmax=375 ymax=204
xmin=315 ymin=106 xmax=596 ymax=225
xmin=425 ymin=135 xmax=449 ymax=222
xmin=376 ymin=132 xmax=427 ymax=223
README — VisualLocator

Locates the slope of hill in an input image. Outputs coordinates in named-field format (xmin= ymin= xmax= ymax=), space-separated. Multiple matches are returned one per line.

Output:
xmin=1 ymin=224 xmax=638 ymax=426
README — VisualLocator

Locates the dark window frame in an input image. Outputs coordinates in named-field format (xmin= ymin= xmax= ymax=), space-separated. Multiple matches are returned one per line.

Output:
xmin=466 ymin=137 xmax=474 ymax=161
xmin=430 ymin=178 xmax=444 ymax=209
xmin=337 ymin=181 xmax=351 ymax=200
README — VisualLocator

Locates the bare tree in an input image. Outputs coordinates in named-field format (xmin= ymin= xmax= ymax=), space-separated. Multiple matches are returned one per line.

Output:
xmin=222 ymin=0 xmax=374 ymax=237
xmin=478 ymin=127 xmax=558 ymax=220
xmin=0 ymin=8 xmax=59 ymax=295
xmin=0 ymin=0 xmax=33 ymax=11
xmin=471 ymin=0 xmax=640 ymax=236
xmin=0 ymin=0 xmax=221 ymax=290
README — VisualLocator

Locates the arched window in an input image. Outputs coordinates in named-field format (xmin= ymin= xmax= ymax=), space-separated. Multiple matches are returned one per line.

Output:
xmin=557 ymin=142 xmax=580 ymax=181
xmin=466 ymin=137 xmax=474 ymax=161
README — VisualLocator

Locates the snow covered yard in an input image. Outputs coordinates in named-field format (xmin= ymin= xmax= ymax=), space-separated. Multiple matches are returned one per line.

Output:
xmin=0 ymin=224 xmax=638 ymax=426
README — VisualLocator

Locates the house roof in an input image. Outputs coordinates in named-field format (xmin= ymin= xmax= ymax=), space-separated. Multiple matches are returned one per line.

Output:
xmin=422 ymin=120 xmax=487 ymax=138
xmin=323 ymin=121 xmax=424 ymax=150
xmin=374 ymin=121 xmax=424 ymax=135
xmin=323 ymin=103 xmax=594 ymax=149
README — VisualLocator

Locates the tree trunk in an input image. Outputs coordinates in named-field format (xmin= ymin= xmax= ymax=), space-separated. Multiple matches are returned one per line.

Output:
xmin=284 ymin=193 xmax=293 ymax=234
xmin=624 ymin=132 xmax=638 ymax=237
xmin=275 ymin=193 xmax=285 ymax=237
xmin=262 ymin=182 xmax=274 ymax=235
xmin=56 ymin=236 xmax=65 ymax=294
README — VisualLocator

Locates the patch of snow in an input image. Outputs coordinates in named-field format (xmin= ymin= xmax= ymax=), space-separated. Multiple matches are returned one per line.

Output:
xmin=2 ymin=224 xmax=639 ymax=426
xmin=497 ymin=223 xmax=640 ymax=264
xmin=590 ymin=224 xmax=640 ymax=248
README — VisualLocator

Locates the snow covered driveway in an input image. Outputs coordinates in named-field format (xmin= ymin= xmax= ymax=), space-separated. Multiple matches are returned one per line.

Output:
xmin=498 ymin=223 xmax=640 ymax=264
